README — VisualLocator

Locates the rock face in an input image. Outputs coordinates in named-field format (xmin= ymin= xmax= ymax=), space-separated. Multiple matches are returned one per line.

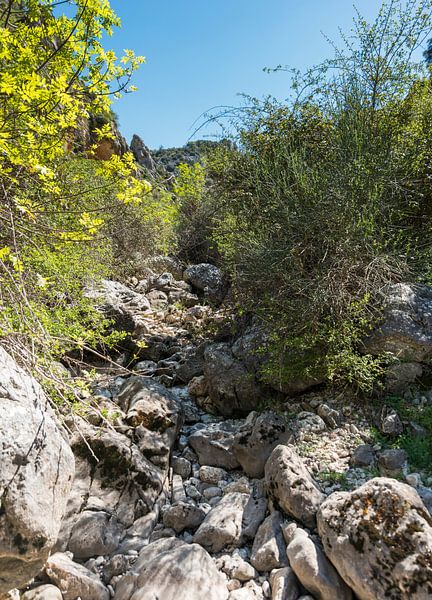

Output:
xmin=204 ymin=343 xmax=265 ymax=416
xmin=317 ymin=478 xmax=432 ymax=600
xmin=130 ymin=134 xmax=157 ymax=173
xmin=233 ymin=412 xmax=292 ymax=478
xmin=0 ymin=347 xmax=75 ymax=594
xmin=183 ymin=263 xmax=226 ymax=304
xmin=265 ymin=445 xmax=325 ymax=528
xmin=113 ymin=538 xmax=228 ymax=600
xmin=286 ymin=527 xmax=352 ymax=600
xmin=364 ymin=283 xmax=432 ymax=361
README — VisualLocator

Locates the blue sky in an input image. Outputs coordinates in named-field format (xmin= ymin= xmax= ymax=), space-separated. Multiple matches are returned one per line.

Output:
xmin=107 ymin=1 xmax=392 ymax=149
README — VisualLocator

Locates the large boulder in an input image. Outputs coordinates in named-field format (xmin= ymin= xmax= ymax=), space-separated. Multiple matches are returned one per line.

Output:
xmin=204 ymin=343 xmax=265 ymax=416
xmin=317 ymin=478 xmax=432 ymax=600
xmin=57 ymin=416 xmax=170 ymax=552
xmin=113 ymin=538 xmax=228 ymax=600
xmin=286 ymin=527 xmax=352 ymax=600
xmin=250 ymin=512 xmax=288 ymax=572
xmin=45 ymin=553 xmax=109 ymax=600
xmin=188 ymin=420 xmax=241 ymax=469
xmin=116 ymin=377 xmax=183 ymax=470
xmin=265 ymin=445 xmax=325 ymax=528
xmin=233 ymin=411 xmax=292 ymax=478
xmin=183 ymin=263 xmax=226 ymax=304
xmin=68 ymin=510 xmax=123 ymax=560
xmin=364 ymin=283 xmax=432 ymax=361
xmin=193 ymin=488 xmax=267 ymax=553
xmin=85 ymin=279 xmax=150 ymax=334
xmin=0 ymin=347 xmax=74 ymax=594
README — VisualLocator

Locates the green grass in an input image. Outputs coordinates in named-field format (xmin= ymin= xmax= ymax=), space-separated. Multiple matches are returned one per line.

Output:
xmin=371 ymin=396 xmax=432 ymax=474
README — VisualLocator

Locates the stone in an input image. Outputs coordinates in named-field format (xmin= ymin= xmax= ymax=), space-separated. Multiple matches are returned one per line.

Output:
xmin=269 ymin=567 xmax=300 ymax=600
xmin=380 ymin=407 xmax=404 ymax=436
xmin=172 ymin=456 xmax=192 ymax=478
xmin=203 ymin=486 xmax=223 ymax=499
xmin=250 ymin=512 xmax=288 ymax=572
xmin=113 ymin=538 xmax=228 ymax=600
xmin=145 ymin=255 xmax=184 ymax=279
xmin=294 ymin=412 xmax=326 ymax=434
xmin=351 ymin=444 xmax=375 ymax=467
xmin=228 ymin=581 xmax=264 ymax=600
xmin=193 ymin=493 xmax=250 ymax=552
xmin=317 ymin=404 xmax=340 ymax=429
xmin=68 ymin=419 xmax=166 ymax=529
xmin=102 ymin=554 xmax=131 ymax=583
xmin=286 ymin=528 xmax=352 ymax=600
xmin=406 ymin=473 xmax=422 ymax=487
xmin=188 ymin=375 xmax=208 ymax=398
xmin=169 ymin=290 xmax=199 ymax=308
xmin=116 ymin=377 xmax=183 ymax=470
xmin=147 ymin=289 xmax=169 ymax=310
xmin=45 ymin=552 xmax=109 ymax=600
xmin=176 ymin=344 xmax=207 ymax=383
xmin=218 ymin=555 xmax=257 ymax=582
xmin=224 ymin=477 xmax=251 ymax=495
xmin=265 ymin=445 xmax=325 ymax=528
xmin=189 ymin=421 xmax=241 ymax=469
xmin=378 ymin=448 xmax=408 ymax=476
xmin=68 ymin=510 xmax=122 ymax=559
xmin=386 ymin=361 xmax=423 ymax=393
xmin=162 ymin=502 xmax=207 ymax=533
xmin=183 ymin=263 xmax=226 ymax=304
xmin=233 ymin=412 xmax=292 ymax=478
xmin=204 ymin=343 xmax=265 ymax=416
xmin=199 ymin=465 xmax=228 ymax=484
xmin=85 ymin=279 xmax=150 ymax=333
xmin=363 ymin=283 xmax=432 ymax=361
xmin=317 ymin=477 xmax=432 ymax=600
xmin=21 ymin=586 xmax=63 ymax=600
xmin=0 ymin=347 xmax=74 ymax=594
xmin=242 ymin=482 xmax=268 ymax=540
xmin=417 ymin=485 xmax=432 ymax=515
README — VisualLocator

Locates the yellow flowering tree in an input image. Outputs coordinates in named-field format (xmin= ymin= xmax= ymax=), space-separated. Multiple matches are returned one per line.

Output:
xmin=0 ymin=0 xmax=153 ymax=371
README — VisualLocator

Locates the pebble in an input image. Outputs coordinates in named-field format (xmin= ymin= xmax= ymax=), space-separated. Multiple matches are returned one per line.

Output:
xmin=406 ymin=472 xmax=422 ymax=487
xmin=262 ymin=581 xmax=271 ymax=598
xmin=203 ymin=486 xmax=222 ymax=499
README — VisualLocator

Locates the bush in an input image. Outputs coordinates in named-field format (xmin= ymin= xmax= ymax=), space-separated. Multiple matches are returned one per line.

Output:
xmin=204 ymin=0 xmax=432 ymax=391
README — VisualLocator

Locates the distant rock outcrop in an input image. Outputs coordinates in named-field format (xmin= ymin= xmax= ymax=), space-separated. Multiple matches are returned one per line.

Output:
xmin=130 ymin=134 xmax=157 ymax=173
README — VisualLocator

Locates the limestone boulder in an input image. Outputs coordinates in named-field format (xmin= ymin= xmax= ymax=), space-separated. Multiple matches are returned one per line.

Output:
xmin=363 ymin=283 xmax=432 ymax=361
xmin=45 ymin=553 xmax=109 ymax=600
xmin=113 ymin=538 xmax=228 ymax=600
xmin=204 ymin=343 xmax=265 ymax=416
xmin=233 ymin=412 xmax=292 ymax=478
xmin=0 ymin=347 xmax=74 ymax=594
xmin=188 ymin=421 xmax=241 ymax=469
xmin=265 ymin=445 xmax=324 ymax=528
xmin=286 ymin=527 xmax=352 ymax=600
xmin=250 ymin=512 xmax=288 ymax=572
xmin=317 ymin=478 xmax=432 ymax=600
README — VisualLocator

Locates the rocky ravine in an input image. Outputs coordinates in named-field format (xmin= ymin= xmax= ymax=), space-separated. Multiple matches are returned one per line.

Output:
xmin=1 ymin=260 xmax=432 ymax=600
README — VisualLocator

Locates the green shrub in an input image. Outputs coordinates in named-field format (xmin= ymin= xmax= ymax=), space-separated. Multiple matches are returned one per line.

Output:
xmin=204 ymin=1 xmax=432 ymax=392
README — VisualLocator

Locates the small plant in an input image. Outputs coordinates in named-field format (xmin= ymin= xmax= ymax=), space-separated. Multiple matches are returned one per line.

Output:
xmin=319 ymin=470 xmax=350 ymax=490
